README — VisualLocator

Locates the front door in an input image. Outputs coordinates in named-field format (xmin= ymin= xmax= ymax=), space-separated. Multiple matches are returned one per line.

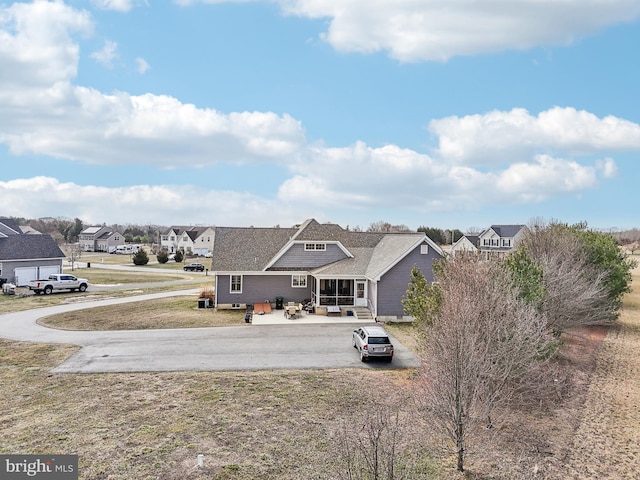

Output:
xmin=355 ymin=281 xmax=367 ymax=307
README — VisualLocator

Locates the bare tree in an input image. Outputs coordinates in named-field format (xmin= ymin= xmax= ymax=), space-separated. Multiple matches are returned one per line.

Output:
xmin=417 ymin=254 xmax=550 ymax=473
xmin=516 ymin=221 xmax=616 ymax=333
xmin=67 ymin=243 xmax=83 ymax=271
xmin=333 ymin=393 xmax=429 ymax=480
xmin=367 ymin=221 xmax=412 ymax=233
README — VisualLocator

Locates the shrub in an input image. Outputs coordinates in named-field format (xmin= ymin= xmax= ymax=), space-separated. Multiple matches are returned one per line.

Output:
xmin=132 ymin=248 xmax=149 ymax=266
xmin=156 ymin=250 xmax=168 ymax=264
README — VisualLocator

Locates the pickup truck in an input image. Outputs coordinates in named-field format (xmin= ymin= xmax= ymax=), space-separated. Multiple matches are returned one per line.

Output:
xmin=28 ymin=274 xmax=89 ymax=295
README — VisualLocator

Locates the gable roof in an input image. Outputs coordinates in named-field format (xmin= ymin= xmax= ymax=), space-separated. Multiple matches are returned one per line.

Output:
xmin=212 ymin=219 xmax=443 ymax=277
xmin=0 ymin=218 xmax=22 ymax=237
xmin=19 ymin=226 xmax=41 ymax=235
xmin=482 ymin=224 xmax=526 ymax=238
xmin=212 ymin=226 xmax=298 ymax=271
xmin=0 ymin=234 xmax=65 ymax=261
xmin=453 ymin=234 xmax=479 ymax=249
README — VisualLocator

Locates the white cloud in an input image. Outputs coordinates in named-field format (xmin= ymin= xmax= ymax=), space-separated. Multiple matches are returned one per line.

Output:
xmin=278 ymin=0 xmax=640 ymax=62
xmin=0 ymin=2 xmax=305 ymax=166
xmin=92 ymin=0 xmax=135 ymax=12
xmin=135 ymin=57 xmax=150 ymax=74
xmin=0 ymin=1 xmax=92 ymax=89
xmin=278 ymin=143 xmax=610 ymax=212
xmin=0 ymin=1 xmax=636 ymax=225
xmin=430 ymin=107 xmax=640 ymax=165
xmin=0 ymin=176 xmax=300 ymax=226
xmin=168 ymin=1 xmax=640 ymax=64
xmin=90 ymin=40 xmax=118 ymax=68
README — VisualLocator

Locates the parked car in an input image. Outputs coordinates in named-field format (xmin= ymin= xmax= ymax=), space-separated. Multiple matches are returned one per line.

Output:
xmin=28 ymin=274 xmax=89 ymax=295
xmin=352 ymin=325 xmax=394 ymax=362
xmin=183 ymin=263 xmax=205 ymax=272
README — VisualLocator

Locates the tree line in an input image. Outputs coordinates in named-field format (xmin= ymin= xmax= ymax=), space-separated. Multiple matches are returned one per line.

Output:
xmin=8 ymin=216 xmax=164 ymax=245
xmin=402 ymin=219 xmax=636 ymax=473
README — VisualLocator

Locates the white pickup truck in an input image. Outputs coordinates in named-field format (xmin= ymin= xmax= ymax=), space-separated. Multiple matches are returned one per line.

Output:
xmin=28 ymin=274 xmax=89 ymax=295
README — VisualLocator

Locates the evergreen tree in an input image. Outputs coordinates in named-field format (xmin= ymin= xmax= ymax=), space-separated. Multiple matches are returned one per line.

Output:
xmin=133 ymin=248 xmax=149 ymax=265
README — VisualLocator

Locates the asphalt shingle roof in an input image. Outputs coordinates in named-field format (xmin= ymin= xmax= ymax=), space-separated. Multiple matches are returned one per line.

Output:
xmin=489 ymin=225 xmax=526 ymax=237
xmin=0 ymin=234 xmax=65 ymax=261
xmin=212 ymin=219 xmax=435 ymax=278
xmin=0 ymin=218 xmax=22 ymax=237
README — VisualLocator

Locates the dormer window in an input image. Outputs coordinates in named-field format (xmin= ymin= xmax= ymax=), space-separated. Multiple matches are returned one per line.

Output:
xmin=304 ymin=243 xmax=326 ymax=251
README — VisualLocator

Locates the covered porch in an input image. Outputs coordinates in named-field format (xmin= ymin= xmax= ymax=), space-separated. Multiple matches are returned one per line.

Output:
xmin=310 ymin=277 xmax=368 ymax=308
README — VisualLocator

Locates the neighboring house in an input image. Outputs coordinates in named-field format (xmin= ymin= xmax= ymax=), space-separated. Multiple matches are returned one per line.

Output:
xmin=78 ymin=226 xmax=125 ymax=253
xmin=451 ymin=234 xmax=480 ymax=255
xmin=211 ymin=219 xmax=443 ymax=322
xmin=160 ymin=226 xmax=215 ymax=256
xmin=0 ymin=218 xmax=65 ymax=286
xmin=477 ymin=225 xmax=528 ymax=258
xmin=19 ymin=225 xmax=41 ymax=235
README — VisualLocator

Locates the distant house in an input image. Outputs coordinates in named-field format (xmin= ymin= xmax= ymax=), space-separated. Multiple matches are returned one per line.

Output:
xmin=477 ymin=225 xmax=528 ymax=258
xmin=19 ymin=225 xmax=41 ymax=235
xmin=211 ymin=219 xmax=443 ymax=322
xmin=160 ymin=226 xmax=215 ymax=256
xmin=451 ymin=234 xmax=480 ymax=255
xmin=0 ymin=218 xmax=65 ymax=286
xmin=78 ymin=226 xmax=125 ymax=253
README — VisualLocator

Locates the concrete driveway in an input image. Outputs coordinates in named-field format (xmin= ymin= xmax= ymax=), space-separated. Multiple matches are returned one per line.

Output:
xmin=0 ymin=290 xmax=421 ymax=373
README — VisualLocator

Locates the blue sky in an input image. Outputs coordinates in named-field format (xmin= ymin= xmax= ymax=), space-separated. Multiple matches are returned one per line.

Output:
xmin=1 ymin=0 xmax=639 ymax=231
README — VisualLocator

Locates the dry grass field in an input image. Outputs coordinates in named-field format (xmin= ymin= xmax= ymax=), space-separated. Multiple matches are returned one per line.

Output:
xmin=0 ymin=259 xmax=638 ymax=479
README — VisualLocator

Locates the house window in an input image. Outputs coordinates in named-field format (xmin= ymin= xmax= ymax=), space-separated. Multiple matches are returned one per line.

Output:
xmin=0 ymin=263 xmax=3 ymax=276
xmin=304 ymin=243 xmax=326 ymax=251
xmin=162 ymin=235 xmax=168 ymax=241
xmin=420 ymin=244 xmax=429 ymax=254
xmin=230 ymin=275 xmax=242 ymax=293
xmin=502 ymin=239 xmax=511 ymax=247
xmin=292 ymin=274 xmax=307 ymax=288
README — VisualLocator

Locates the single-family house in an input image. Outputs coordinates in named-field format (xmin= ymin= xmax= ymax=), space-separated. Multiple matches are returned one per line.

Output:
xmin=211 ymin=219 xmax=443 ymax=322
xmin=477 ymin=224 xmax=528 ymax=258
xmin=451 ymin=234 xmax=480 ymax=255
xmin=78 ymin=226 xmax=125 ymax=253
xmin=0 ymin=218 xmax=66 ymax=286
xmin=160 ymin=226 xmax=215 ymax=256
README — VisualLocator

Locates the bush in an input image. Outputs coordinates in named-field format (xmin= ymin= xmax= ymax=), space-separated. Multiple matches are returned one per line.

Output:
xmin=132 ymin=248 xmax=149 ymax=266
xmin=174 ymin=250 xmax=184 ymax=263
xmin=156 ymin=250 xmax=169 ymax=264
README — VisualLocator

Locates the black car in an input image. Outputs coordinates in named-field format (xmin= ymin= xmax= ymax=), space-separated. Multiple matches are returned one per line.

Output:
xmin=183 ymin=263 xmax=205 ymax=272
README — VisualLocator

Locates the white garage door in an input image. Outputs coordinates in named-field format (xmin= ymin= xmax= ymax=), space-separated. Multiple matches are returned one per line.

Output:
xmin=14 ymin=267 xmax=38 ymax=286
xmin=39 ymin=266 xmax=60 ymax=279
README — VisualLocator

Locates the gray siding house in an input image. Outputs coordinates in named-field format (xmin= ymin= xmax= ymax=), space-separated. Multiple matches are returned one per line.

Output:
xmin=0 ymin=218 xmax=66 ymax=286
xmin=212 ymin=219 xmax=443 ymax=322
xmin=79 ymin=226 xmax=125 ymax=253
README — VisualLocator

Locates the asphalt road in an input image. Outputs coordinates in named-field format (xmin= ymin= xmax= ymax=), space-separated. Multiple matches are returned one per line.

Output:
xmin=0 ymin=290 xmax=421 ymax=373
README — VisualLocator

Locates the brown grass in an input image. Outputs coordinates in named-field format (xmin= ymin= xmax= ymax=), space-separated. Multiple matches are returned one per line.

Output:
xmin=1 ymin=260 xmax=638 ymax=478
xmin=39 ymin=296 xmax=244 ymax=330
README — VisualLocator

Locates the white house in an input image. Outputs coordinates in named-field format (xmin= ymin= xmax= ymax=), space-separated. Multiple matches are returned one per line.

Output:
xmin=160 ymin=226 xmax=215 ymax=256
xmin=451 ymin=234 xmax=480 ymax=255
xmin=477 ymin=225 xmax=528 ymax=258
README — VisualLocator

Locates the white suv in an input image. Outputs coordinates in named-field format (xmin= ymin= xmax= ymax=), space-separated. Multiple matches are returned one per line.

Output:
xmin=352 ymin=326 xmax=394 ymax=362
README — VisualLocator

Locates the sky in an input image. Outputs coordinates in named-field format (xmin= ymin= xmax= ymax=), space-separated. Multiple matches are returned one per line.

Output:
xmin=1 ymin=0 xmax=639 ymax=232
